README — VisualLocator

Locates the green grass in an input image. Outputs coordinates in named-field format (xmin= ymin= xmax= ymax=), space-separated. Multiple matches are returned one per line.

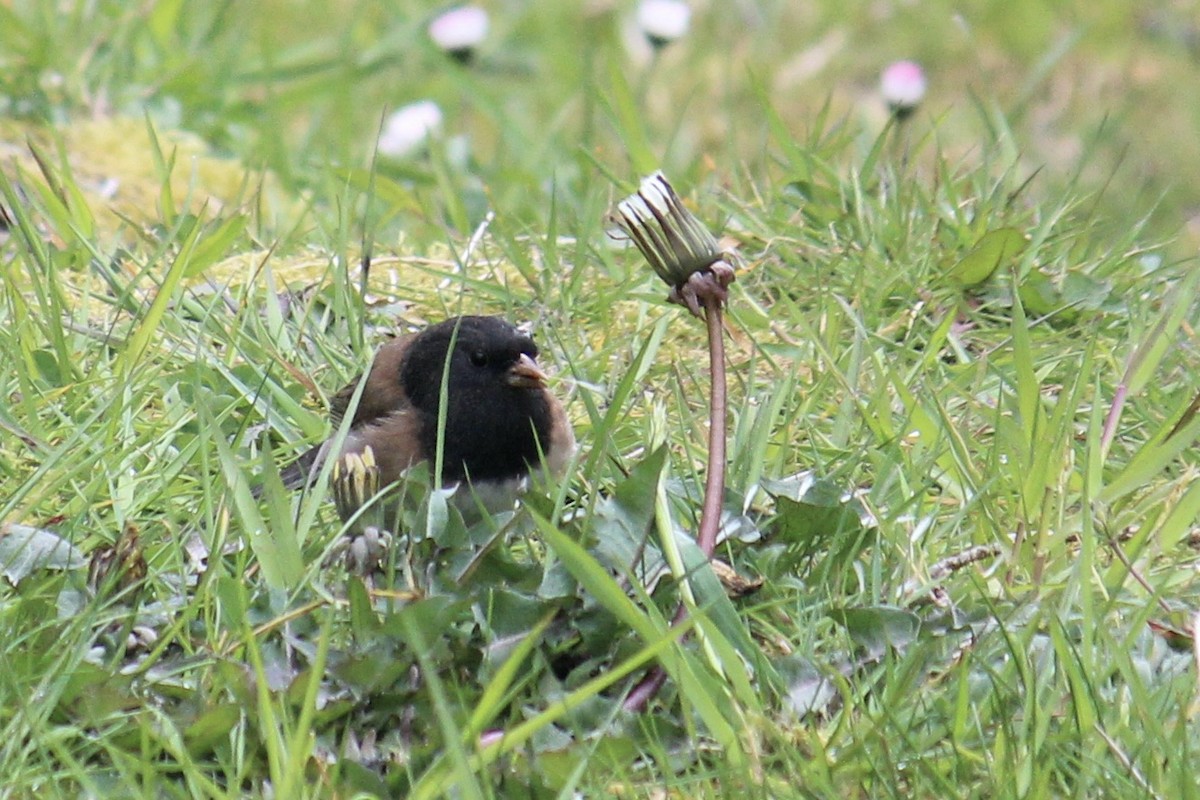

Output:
xmin=2 ymin=1 xmax=1199 ymax=797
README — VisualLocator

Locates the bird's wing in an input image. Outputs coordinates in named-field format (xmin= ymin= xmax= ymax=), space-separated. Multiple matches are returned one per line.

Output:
xmin=339 ymin=410 xmax=425 ymax=486
xmin=274 ymin=334 xmax=415 ymax=492
xmin=275 ymin=405 xmax=424 ymax=492
xmin=330 ymin=334 xmax=415 ymax=428
xmin=275 ymin=440 xmax=325 ymax=491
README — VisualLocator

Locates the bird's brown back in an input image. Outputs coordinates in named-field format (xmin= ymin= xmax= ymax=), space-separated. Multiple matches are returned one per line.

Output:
xmin=330 ymin=335 xmax=414 ymax=427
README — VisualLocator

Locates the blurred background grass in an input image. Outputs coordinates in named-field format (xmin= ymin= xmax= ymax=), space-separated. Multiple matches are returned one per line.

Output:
xmin=5 ymin=1 xmax=1199 ymax=251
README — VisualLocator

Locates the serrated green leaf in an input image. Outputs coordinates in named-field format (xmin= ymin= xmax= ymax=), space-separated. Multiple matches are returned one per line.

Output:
xmin=348 ymin=577 xmax=378 ymax=637
xmin=829 ymin=605 xmax=921 ymax=657
xmin=184 ymin=703 xmax=242 ymax=756
xmin=945 ymin=227 xmax=1026 ymax=286
xmin=0 ymin=524 xmax=85 ymax=585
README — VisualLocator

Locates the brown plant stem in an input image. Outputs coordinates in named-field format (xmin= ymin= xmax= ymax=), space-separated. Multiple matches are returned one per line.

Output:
xmin=624 ymin=284 xmax=729 ymax=713
xmin=696 ymin=294 xmax=726 ymax=557
xmin=621 ymin=604 xmax=685 ymax=712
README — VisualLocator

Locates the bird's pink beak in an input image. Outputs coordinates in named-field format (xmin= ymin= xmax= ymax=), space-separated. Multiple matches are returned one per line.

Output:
xmin=507 ymin=353 xmax=547 ymax=388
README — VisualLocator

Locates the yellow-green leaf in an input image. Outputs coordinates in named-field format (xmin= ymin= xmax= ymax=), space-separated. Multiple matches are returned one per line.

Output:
xmin=945 ymin=227 xmax=1027 ymax=286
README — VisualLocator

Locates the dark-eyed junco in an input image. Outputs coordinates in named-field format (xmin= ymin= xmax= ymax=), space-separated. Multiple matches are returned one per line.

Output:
xmin=276 ymin=315 xmax=574 ymax=521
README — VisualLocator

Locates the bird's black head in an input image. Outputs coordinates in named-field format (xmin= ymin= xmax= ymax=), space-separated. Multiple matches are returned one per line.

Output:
xmin=400 ymin=316 xmax=555 ymax=482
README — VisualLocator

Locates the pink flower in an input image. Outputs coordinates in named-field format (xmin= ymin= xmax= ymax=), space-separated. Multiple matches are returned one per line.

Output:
xmin=378 ymin=101 xmax=443 ymax=159
xmin=880 ymin=60 xmax=927 ymax=115
xmin=428 ymin=6 xmax=489 ymax=61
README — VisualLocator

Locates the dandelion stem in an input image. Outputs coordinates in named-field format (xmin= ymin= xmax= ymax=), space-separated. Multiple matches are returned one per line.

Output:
xmin=624 ymin=287 xmax=728 ymax=713
xmin=697 ymin=294 xmax=726 ymax=557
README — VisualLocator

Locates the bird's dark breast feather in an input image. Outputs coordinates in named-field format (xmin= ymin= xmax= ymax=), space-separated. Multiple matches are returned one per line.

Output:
xmin=422 ymin=386 xmax=555 ymax=482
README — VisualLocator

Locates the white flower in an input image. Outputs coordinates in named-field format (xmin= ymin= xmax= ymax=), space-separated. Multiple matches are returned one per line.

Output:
xmin=637 ymin=0 xmax=691 ymax=47
xmin=428 ymin=6 xmax=489 ymax=58
xmin=377 ymin=100 xmax=443 ymax=159
xmin=880 ymin=60 xmax=927 ymax=113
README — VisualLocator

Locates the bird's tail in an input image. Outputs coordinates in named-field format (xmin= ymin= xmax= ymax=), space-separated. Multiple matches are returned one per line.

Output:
xmin=252 ymin=443 xmax=325 ymax=498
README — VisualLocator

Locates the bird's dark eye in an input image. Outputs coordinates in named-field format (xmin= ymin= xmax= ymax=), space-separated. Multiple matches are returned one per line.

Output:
xmin=469 ymin=350 xmax=488 ymax=367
